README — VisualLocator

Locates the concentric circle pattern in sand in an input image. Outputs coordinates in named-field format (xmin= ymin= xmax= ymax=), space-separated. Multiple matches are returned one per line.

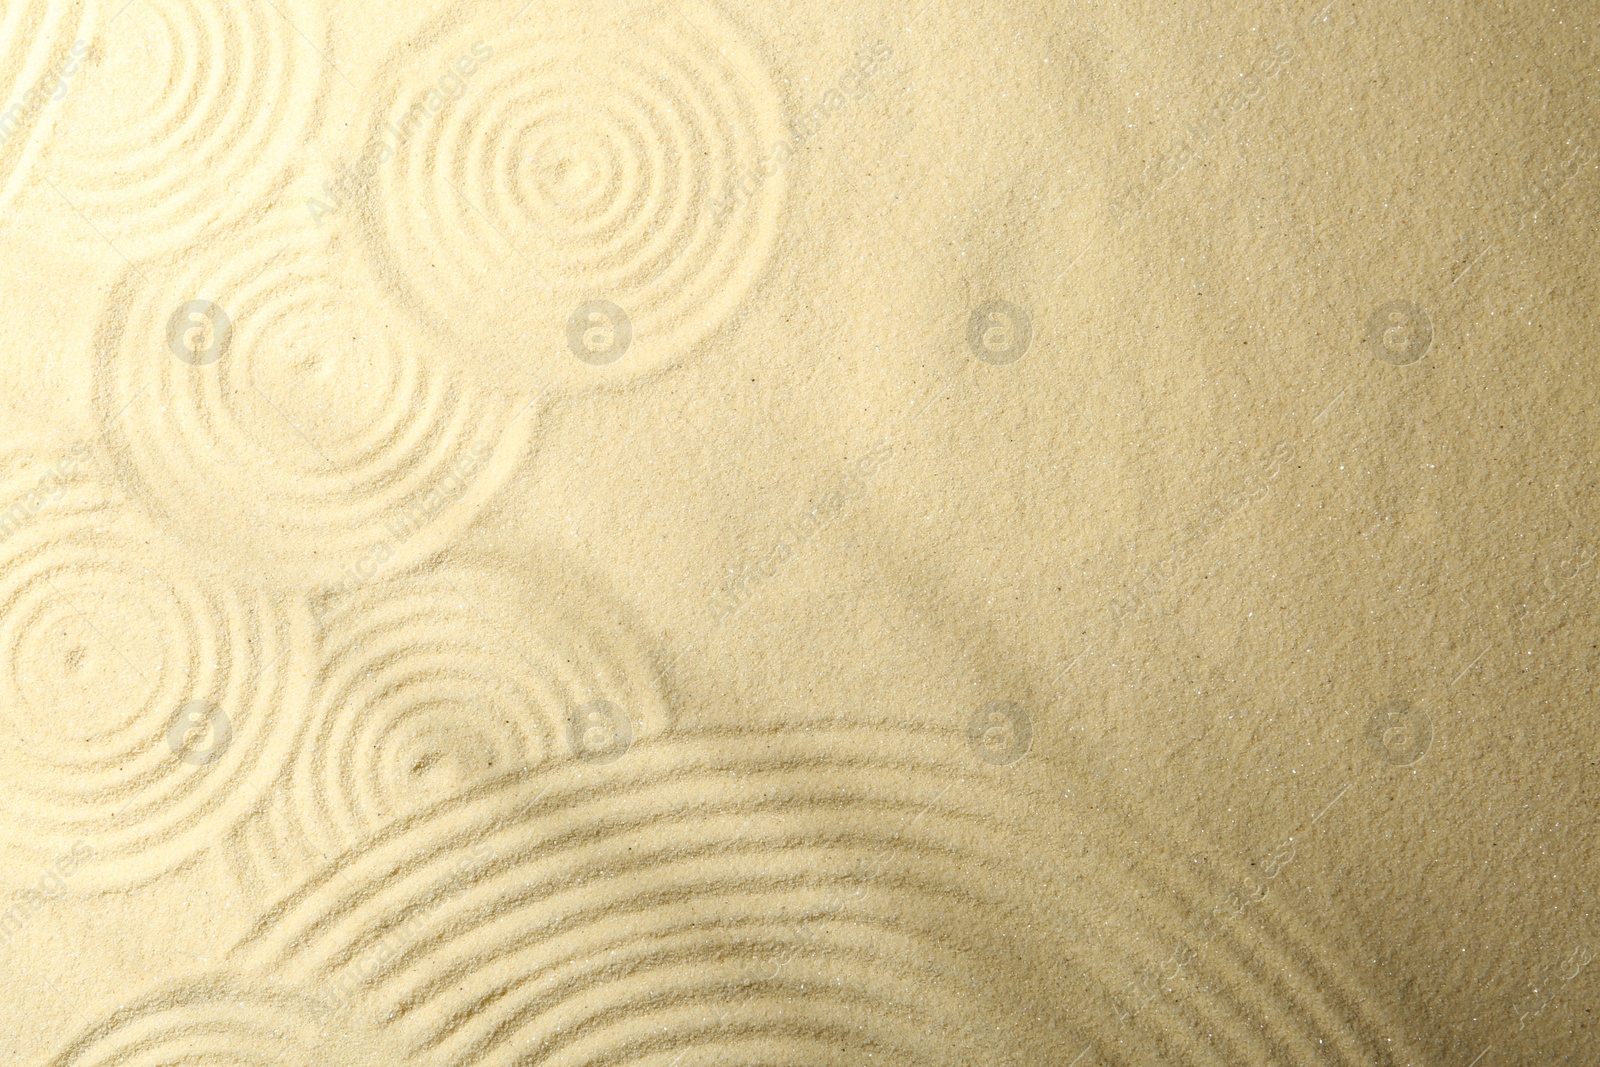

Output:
xmin=362 ymin=0 xmax=787 ymax=387
xmin=262 ymin=565 xmax=670 ymax=873
xmin=0 ymin=468 xmax=311 ymax=889
xmin=227 ymin=723 xmax=1421 ymax=1066
xmin=39 ymin=0 xmax=328 ymax=256
xmin=92 ymin=215 xmax=537 ymax=586
xmin=43 ymin=976 xmax=396 ymax=1067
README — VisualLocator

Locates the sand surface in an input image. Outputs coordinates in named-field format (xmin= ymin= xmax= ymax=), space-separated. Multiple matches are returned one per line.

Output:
xmin=0 ymin=0 xmax=1595 ymax=1063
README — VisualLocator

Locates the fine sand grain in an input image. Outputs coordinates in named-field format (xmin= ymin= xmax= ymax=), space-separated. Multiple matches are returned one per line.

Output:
xmin=0 ymin=0 xmax=1595 ymax=1064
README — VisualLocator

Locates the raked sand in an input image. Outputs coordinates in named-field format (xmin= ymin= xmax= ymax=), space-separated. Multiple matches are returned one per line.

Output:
xmin=0 ymin=0 xmax=1595 ymax=1063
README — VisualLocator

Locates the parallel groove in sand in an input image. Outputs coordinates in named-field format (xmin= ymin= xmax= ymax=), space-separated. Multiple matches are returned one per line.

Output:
xmin=222 ymin=724 xmax=1421 ymax=1065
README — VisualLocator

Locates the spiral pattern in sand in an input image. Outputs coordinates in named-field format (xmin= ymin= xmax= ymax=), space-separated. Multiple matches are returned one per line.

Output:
xmin=92 ymin=216 xmax=537 ymax=586
xmin=40 ymin=0 xmax=328 ymax=256
xmin=362 ymin=0 xmax=787 ymax=385
xmin=0 ymin=476 xmax=310 ymax=888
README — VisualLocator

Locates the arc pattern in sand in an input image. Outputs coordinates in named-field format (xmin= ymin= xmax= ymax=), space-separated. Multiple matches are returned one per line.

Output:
xmin=39 ymin=0 xmax=328 ymax=256
xmin=220 ymin=723 xmax=1423 ymax=1067
xmin=1059 ymin=810 xmax=1419 ymax=1067
xmin=231 ymin=731 xmax=1052 ymax=1066
xmin=92 ymin=214 xmax=537 ymax=586
xmin=224 ymin=565 xmax=669 ymax=888
xmin=0 ymin=1 xmax=91 ymax=216
xmin=0 ymin=464 xmax=311 ymax=889
xmin=362 ymin=0 xmax=787 ymax=386
xmin=0 ymin=441 xmax=110 ymax=530
xmin=42 ymin=976 xmax=395 ymax=1066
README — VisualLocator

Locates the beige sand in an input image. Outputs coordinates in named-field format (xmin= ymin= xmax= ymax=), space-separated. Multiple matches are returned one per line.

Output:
xmin=0 ymin=0 xmax=1594 ymax=1062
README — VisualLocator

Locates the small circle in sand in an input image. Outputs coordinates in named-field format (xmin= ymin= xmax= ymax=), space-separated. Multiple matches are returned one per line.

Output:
xmin=96 ymin=213 xmax=536 ymax=585
xmin=1365 ymin=699 xmax=1431 ymax=766
xmin=1364 ymin=300 xmax=1432 ymax=365
xmin=967 ymin=700 xmax=1032 ymax=764
xmin=165 ymin=300 xmax=231 ymax=366
xmin=0 ymin=482 xmax=311 ymax=887
xmin=242 ymin=566 xmax=671 ymax=884
xmin=566 ymin=300 xmax=632 ymax=365
xmin=166 ymin=700 xmax=231 ymax=766
xmin=362 ymin=0 xmax=787 ymax=385
xmin=39 ymin=0 xmax=332 ymax=258
xmin=569 ymin=696 xmax=633 ymax=762
xmin=967 ymin=300 xmax=1033 ymax=364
